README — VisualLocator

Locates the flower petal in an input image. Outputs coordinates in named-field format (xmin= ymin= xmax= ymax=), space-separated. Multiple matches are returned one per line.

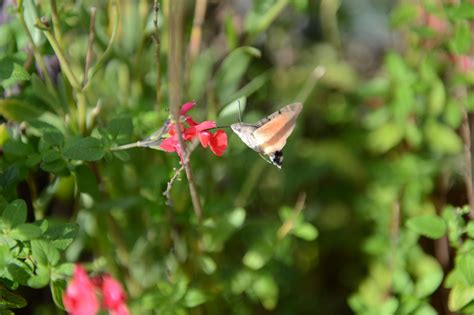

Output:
xmin=102 ymin=275 xmax=127 ymax=311
xmin=159 ymin=136 xmax=178 ymax=152
xmin=63 ymin=265 xmax=99 ymax=315
xmin=180 ymin=101 xmax=196 ymax=115
xmin=198 ymin=131 xmax=212 ymax=148
xmin=209 ymin=130 xmax=228 ymax=156
xmin=194 ymin=120 xmax=216 ymax=132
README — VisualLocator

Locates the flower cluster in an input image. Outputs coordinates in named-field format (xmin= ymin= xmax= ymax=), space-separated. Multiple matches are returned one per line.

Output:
xmin=159 ymin=102 xmax=228 ymax=161
xmin=63 ymin=265 xmax=130 ymax=315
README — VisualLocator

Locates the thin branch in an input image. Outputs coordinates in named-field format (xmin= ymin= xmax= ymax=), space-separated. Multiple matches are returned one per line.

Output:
xmin=82 ymin=0 xmax=120 ymax=92
xmin=168 ymin=0 xmax=203 ymax=220
xmin=153 ymin=0 xmax=162 ymax=112
xmin=460 ymin=107 xmax=474 ymax=219
xmin=277 ymin=192 xmax=307 ymax=239
xmin=50 ymin=0 xmax=63 ymax=46
xmin=163 ymin=166 xmax=185 ymax=206
xmin=188 ymin=0 xmax=207 ymax=62
xmin=296 ymin=65 xmax=326 ymax=103
xmin=37 ymin=19 xmax=81 ymax=90
xmin=83 ymin=7 xmax=97 ymax=87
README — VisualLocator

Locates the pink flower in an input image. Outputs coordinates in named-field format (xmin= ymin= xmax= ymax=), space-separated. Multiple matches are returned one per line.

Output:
xmin=63 ymin=265 xmax=99 ymax=315
xmin=63 ymin=265 xmax=130 ymax=315
xmin=180 ymin=101 xmax=196 ymax=115
xmin=159 ymin=102 xmax=227 ymax=160
xmin=102 ymin=275 xmax=130 ymax=315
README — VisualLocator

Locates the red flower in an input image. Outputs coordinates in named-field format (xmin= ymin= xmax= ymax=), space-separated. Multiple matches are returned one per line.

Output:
xmin=159 ymin=102 xmax=227 ymax=160
xmin=198 ymin=129 xmax=228 ymax=156
xmin=63 ymin=265 xmax=130 ymax=315
xmin=63 ymin=265 xmax=99 ymax=315
xmin=102 ymin=275 xmax=130 ymax=315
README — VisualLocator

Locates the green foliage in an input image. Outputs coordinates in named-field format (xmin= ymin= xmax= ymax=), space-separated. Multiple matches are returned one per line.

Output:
xmin=0 ymin=0 xmax=473 ymax=314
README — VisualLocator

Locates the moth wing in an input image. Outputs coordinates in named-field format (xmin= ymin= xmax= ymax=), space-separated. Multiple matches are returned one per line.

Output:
xmin=253 ymin=104 xmax=302 ymax=155
xmin=254 ymin=103 xmax=303 ymax=128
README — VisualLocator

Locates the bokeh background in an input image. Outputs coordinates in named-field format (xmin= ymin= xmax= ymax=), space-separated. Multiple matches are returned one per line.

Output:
xmin=1 ymin=0 xmax=474 ymax=314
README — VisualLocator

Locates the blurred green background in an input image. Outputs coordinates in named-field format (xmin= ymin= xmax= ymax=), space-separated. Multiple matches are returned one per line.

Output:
xmin=1 ymin=0 xmax=474 ymax=314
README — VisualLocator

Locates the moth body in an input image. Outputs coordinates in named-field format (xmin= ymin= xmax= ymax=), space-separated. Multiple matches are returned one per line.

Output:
xmin=231 ymin=103 xmax=303 ymax=168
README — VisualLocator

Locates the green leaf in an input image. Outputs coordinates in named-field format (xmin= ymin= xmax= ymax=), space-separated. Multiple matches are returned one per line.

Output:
xmin=0 ymin=57 xmax=30 ymax=88
xmin=74 ymin=165 xmax=100 ymax=200
xmin=0 ymin=99 xmax=44 ymax=122
xmin=215 ymin=47 xmax=261 ymax=104
xmin=188 ymin=49 xmax=216 ymax=100
xmin=253 ymin=274 xmax=279 ymax=310
xmin=428 ymin=79 xmax=445 ymax=115
xmin=43 ymin=130 xmax=65 ymax=146
xmin=30 ymin=74 xmax=61 ymax=112
xmin=406 ymin=214 xmax=446 ymax=239
xmin=27 ymin=263 xmax=50 ymax=288
xmin=449 ymin=21 xmax=471 ymax=54
xmin=107 ymin=116 xmax=133 ymax=139
xmin=292 ymin=223 xmax=318 ymax=241
xmin=446 ymin=3 xmax=474 ymax=20
xmin=449 ymin=284 xmax=474 ymax=311
xmin=390 ymin=3 xmax=418 ymax=26
xmin=0 ymin=283 xmax=27 ymax=309
xmin=413 ymin=254 xmax=443 ymax=298
xmin=243 ymin=247 xmax=271 ymax=270
xmin=2 ymin=199 xmax=27 ymax=228
xmin=368 ymin=122 xmax=403 ymax=153
xmin=424 ymin=120 xmax=462 ymax=154
xmin=50 ymin=279 xmax=66 ymax=310
xmin=31 ymin=239 xmax=60 ymax=266
xmin=197 ymin=255 xmax=217 ymax=275
xmin=10 ymin=223 xmax=42 ymax=241
xmin=63 ymin=137 xmax=105 ymax=161
xmin=183 ymin=288 xmax=207 ymax=308
xmin=44 ymin=223 xmax=79 ymax=250
xmin=7 ymin=261 xmax=32 ymax=285
xmin=3 ymin=140 xmax=33 ymax=158
xmin=466 ymin=221 xmax=474 ymax=239
xmin=459 ymin=253 xmax=474 ymax=285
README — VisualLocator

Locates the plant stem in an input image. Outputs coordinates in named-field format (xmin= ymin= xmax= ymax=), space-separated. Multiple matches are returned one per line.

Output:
xmin=50 ymin=0 xmax=63 ymax=46
xmin=188 ymin=0 xmax=207 ymax=62
xmin=168 ymin=0 xmax=203 ymax=220
xmin=40 ymin=25 xmax=81 ymax=90
xmin=461 ymin=108 xmax=474 ymax=219
xmin=296 ymin=65 xmax=326 ymax=103
xmin=153 ymin=0 xmax=162 ymax=112
xmin=83 ymin=7 xmax=97 ymax=87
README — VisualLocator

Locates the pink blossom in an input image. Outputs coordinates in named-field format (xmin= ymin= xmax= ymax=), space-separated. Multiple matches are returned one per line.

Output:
xmin=63 ymin=265 xmax=99 ymax=315
xmin=102 ymin=275 xmax=130 ymax=315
